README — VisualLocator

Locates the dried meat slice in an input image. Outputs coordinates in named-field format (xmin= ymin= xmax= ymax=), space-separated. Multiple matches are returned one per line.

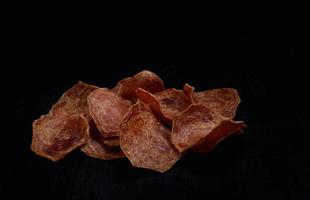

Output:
xmin=31 ymin=81 xmax=98 ymax=161
xmin=113 ymin=70 xmax=164 ymax=101
xmin=81 ymin=121 xmax=125 ymax=160
xmin=171 ymin=104 xmax=246 ymax=153
xmin=136 ymin=87 xmax=191 ymax=123
xmin=193 ymin=120 xmax=246 ymax=153
xmin=32 ymin=114 xmax=89 ymax=161
xmin=194 ymin=88 xmax=241 ymax=119
xmin=87 ymin=88 xmax=132 ymax=138
xmin=51 ymin=81 xmax=99 ymax=121
xmin=120 ymin=101 xmax=181 ymax=173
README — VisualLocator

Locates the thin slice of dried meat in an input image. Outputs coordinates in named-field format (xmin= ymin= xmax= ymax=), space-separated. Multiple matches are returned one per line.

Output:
xmin=120 ymin=101 xmax=181 ymax=173
xmin=113 ymin=70 xmax=164 ymax=101
xmin=136 ymin=87 xmax=191 ymax=123
xmin=171 ymin=104 xmax=246 ymax=153
xmin=87 ymin=88 xmax=132 ymax=138
xmin=194 ymin=88 xmax=240 ymax=119
xmin=31 ymin=81 xmax=98 ymax=161
xmin=81 ymin=121 xmax=125 ymax=160
xmin=193 ymin=120 xmax=246 ymax=153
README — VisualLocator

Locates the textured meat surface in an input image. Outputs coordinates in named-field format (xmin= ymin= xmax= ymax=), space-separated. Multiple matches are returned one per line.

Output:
xmin=31 ymin=81 xmax=98 ymax=161
xmin=32 ymin=114 xmax=89 ymax=161
xmin=87 ymin=88 xmax=132 ymax=138
xmin=171 ymin=104 xmax=246 ymax=153
xmin=193 ymin=120 xmax=246 ymax=153
xmin=113 ymin=70 xmax=164 ymax=101
xmin=136 ymin=88 xmax=191 ymax=123
xmin=194 ymin=88 xmax=240 ymax=119
xmin=120 ymin=101 xmax=181 ymax=173
xmin=81 ymin=121 xmax=125 ymax=160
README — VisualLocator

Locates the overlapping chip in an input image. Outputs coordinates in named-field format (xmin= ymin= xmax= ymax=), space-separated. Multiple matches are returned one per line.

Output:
xmin=87 ymin=88 xmax=132 ymax=138
xmin=31 ymin=81 xmax=98 ymax=161
xmin=171 ymin=104 xmax=245 ymax=152
xmin=32 ymin=70 xmax=246 ymax=172
xmin=194 ymin=88 xmax=241 ymax=119
xmin=120 ymin=101 xmax=181 ymax=172
xmin=113 ymin=70 xmax=165 ymax=101
xmin=81 ymin=121 xmax=125 ymax=160
xmin=136 ymin=87 xmax=191 ymax=124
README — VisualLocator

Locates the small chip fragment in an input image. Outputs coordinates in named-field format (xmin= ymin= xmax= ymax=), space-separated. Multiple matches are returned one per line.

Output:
xmin=87 ymin=88 xmax=132 ymax=138
xmin=31 ymin=81 xmax=98 ymax=161
xmin=171 ymin=104 xmax=246 ymax=153
xmin=120 ymin=101 xmax=181 ymax=172
xmin=194 ymin=88 xmax=241 ymax=119
xmin=113 ymin=70 xmax=165 ymax=101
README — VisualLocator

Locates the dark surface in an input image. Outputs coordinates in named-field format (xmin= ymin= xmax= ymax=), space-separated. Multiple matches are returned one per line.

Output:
xmin=4 ymin=28 xmax=309 ymax=199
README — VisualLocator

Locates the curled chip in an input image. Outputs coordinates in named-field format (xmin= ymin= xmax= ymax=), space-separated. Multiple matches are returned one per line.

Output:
xmin=183 ymin=83 xmax=195 ymax=103
xmin=136 ymin=87 xmax=191 ymax=123
xmin=31 ymin=81 xmax=98 ymax=161
xmin=81 ymin=121 xmax=125 ymax=160
xmin=193 ymin=121 xmax=246 ymax=154
xmin=87 ymin=88 xmax=132 ymax=138
xmin=194 ymin=88 xmax=241 ymax=119
xmin=113 ymin=70 xmax=165 ymax=101
xmin=171 ymin=104 xmax=246 ymax=153
xmin=120 ymin=101 xmax=181 ymax=173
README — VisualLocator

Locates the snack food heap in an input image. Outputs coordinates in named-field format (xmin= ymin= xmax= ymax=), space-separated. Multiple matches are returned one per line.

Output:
xmin=31 ymin=70 xmax=246 ymax=172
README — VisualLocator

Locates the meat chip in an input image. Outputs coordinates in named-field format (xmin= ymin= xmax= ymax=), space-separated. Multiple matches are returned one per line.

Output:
xmin=136 ymin=87 xmax=191 ymax=123
xmin=87 ymin=88 xmax=132 ymax=138
xmin=194 ymin=88 xmax=241 ymax=119
xmin=171 ymin=104 xmax=246 ymax=153
xmin=113 ymin=70 xmax=165 ymax=101
xmin=31 ymin=81 xmax=98 ymax=161
xmin=120 ymin=101 xmax=181 ymax=173
xmin=81 ymin=121 xmax=125 ymax=160
xmin=193 ymin=120 xmax=246 ymax=154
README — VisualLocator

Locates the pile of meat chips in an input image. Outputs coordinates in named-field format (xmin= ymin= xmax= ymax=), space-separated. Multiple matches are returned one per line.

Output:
xmin=31 ymin=70 xmax=246 ymax=172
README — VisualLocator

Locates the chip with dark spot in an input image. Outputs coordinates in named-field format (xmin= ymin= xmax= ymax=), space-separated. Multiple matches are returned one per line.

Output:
xmin=136 ymin=87 xmax=191 ymax=123
xmin=171 ymin=104 xmax=246 ymax=153
xmin=113 ymin=70 xmax=165 ymax=101
xmin=31 ymin=81 xmax=98 ymax=161
xmin=81 ymin=121 xmax=125 ymax=160
xmin=120 ymin=101 xmax=181 ymax=172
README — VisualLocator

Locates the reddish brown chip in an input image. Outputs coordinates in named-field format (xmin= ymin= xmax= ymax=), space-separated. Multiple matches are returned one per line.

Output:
xmin=31 ymin=81 xmax=98 ymax=161
xmin=87 ymin=88 xmax=132 ymax=138
xmin=120 ymin=101 xmax=181 ymax=173
xmin=193 ymin=121 xmax=246 ymax=153
xmin=113 ymin=70 xmax=164 ymax=101
xmin=32 ymin=114 xmax=89 ymax=161
xmin=194 ymin=88 xmax=241 ymax=119
xmin=171 ymin=104 xmax=246 ymax=153
xmin=81 ymin=121 xmax=125 ymax=160
xmin=136 ymin=87 xmax=191 ymax=123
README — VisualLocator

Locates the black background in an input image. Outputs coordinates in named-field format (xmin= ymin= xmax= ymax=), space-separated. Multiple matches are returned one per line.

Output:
xmin=3 ymin=21 xmax=309 ymax=200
